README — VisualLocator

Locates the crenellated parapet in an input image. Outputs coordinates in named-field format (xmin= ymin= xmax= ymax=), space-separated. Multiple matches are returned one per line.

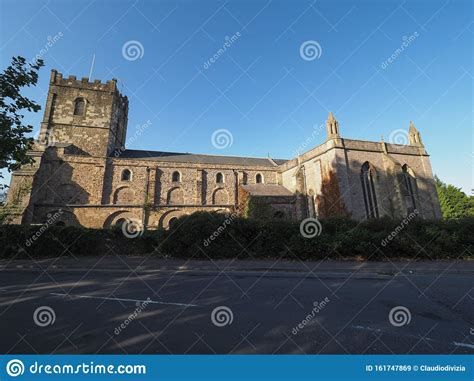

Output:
xmin=49 ymin=70 xmax=128 ymax=104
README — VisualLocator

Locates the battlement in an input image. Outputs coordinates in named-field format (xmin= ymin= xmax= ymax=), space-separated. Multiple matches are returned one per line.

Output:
xmin=49 ymin=69 xmax=125 ymax=98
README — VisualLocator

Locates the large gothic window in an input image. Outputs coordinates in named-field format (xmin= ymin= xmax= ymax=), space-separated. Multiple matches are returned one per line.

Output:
xmin=360 ymin=162 xmax=379 ymax=218
xmin=402 ymin=164 xmax=417 ymax=212
xmin=73 ymin=98 xmax=85 ymax=116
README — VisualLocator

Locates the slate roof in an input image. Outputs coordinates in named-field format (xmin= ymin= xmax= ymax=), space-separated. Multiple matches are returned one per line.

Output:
xmin=115 ymin=149 xmax=288 ymax=167
xmin=241 ymin=184 xmax=294 ymax=197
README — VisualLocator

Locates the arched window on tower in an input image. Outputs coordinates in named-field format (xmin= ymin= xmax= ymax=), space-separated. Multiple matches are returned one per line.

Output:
xmin=360 ymin=162 xmax=379 ymax=218
xmin=172 ymin=171 xmax=181 ymax=183
xmin=121 ymin=169 xmax=131 ymax=181
xmin=256 ymin=173 xmax=263 ymax=184
xmin=216 ymin=172 xmax=224 ymax=184
xmin=402 ymin=164 xmax=418 ymax=213
xmin=73 ymin=98 xmax=85 ymax=116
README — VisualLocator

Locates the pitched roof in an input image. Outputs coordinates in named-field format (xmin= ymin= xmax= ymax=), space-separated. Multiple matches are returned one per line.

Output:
xmin=241 ymin=184 xmax=294 ymax=196
xmin=115 ymin=149 xmax=288 ymax=167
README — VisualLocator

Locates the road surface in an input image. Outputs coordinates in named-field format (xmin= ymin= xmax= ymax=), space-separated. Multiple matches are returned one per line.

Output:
xmin=0 ymin=257 xmax=472 ymax=354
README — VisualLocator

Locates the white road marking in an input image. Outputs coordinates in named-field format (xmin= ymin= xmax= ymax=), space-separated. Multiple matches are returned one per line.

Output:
xmin=351 ymin=325 xmax=474 ymax=350
xmin=50 ymin=293 xmax=199 ymax=308
xmin=452 ymin=341 xmax=474 ymax=349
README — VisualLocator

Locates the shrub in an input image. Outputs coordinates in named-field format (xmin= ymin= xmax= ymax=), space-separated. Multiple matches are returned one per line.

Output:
xmin=0 ymin=214 xmax=472 ymax=260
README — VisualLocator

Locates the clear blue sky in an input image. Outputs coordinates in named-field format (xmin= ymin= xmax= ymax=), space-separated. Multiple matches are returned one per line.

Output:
xmin=1 ymin=0 xmax=472 ymax=192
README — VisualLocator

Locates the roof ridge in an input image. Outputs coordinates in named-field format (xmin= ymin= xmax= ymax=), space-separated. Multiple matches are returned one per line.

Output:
xmin=120 ymin=149 xmax=288 ymax=162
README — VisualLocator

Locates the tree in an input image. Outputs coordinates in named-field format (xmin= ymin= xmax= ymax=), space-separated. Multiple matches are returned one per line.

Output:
xmin=0 ymin=56 xmax=44 ymax=185
xmin=434 ymin=176 xmax=473 ymax=219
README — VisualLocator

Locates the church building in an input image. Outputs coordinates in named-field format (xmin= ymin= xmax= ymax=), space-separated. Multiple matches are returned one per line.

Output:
xmin=6 ymin=70 xmax=442 ymax=229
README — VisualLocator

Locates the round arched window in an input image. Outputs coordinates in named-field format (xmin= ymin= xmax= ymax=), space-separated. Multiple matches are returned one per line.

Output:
xmin=168 ymin=217 xmax=178 ymax=228
xmin=73 ymin=98 xmax=85 ymax=116
xmin=172 ymin=171 xmax=181 ymax=182
xmin=121 ymin=169 xmax=131 ymax=181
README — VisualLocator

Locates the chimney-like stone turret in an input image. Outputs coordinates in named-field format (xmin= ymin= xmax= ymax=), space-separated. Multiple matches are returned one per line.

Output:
xmin=326 ymin=111 xmax=340 ymax=140
xmin=408 ymin=121 xmax=423 ymax=147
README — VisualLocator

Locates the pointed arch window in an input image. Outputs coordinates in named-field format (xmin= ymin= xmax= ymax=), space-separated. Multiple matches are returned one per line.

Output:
xmin=73 ymin=98 xmax=85 ymax=116
xmin=360 ymin=162 xmax=379 ymax=218
xmin=216 ymin=172 xmax=224 ymax=184
xmin=402 ymin=164 xmax=417 ymax=212
xmin=256 ymin=173 xmax=263 ymax=184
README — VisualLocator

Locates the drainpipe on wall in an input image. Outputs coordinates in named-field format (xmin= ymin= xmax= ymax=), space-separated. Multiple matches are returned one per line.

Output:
xmin=142 ymin=167 xmax=150 ymax=230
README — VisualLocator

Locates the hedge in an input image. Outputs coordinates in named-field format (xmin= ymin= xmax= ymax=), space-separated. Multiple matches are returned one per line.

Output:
xmin=1 ymin=213 xmax=473 ymax=260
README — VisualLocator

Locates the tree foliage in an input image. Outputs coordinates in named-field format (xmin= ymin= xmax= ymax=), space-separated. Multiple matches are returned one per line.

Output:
xmin=435 ymin=176 xmax=473 ymax=219
xmin=0 ymin=56 xmax=44 ymax=181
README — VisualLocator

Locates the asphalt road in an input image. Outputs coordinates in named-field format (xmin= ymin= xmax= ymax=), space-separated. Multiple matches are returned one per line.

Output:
xmin=0 ymin=258 xmax=473 ymax=354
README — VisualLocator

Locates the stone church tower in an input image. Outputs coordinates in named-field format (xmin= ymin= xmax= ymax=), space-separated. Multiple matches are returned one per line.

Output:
xmin=7 ymin=70 xmax=129 ymax=224
xmin=39 ymin=69 xmax=128 ymax=157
